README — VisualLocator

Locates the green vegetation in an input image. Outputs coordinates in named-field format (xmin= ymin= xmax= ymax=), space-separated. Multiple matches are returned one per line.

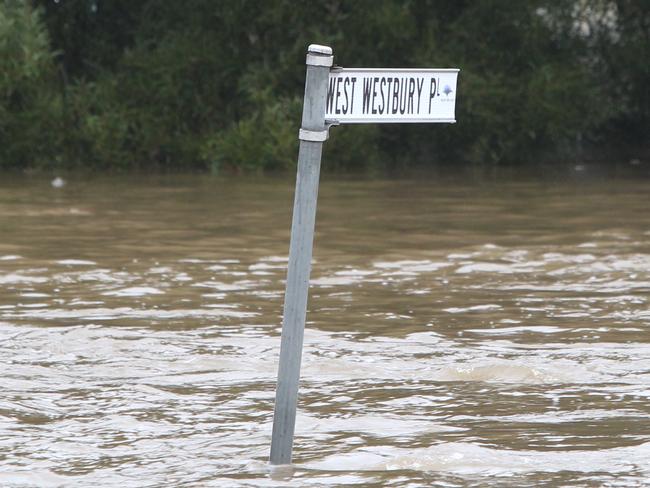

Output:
xmin=0 ymin=1 xmax=62 ymax=167
xmin=1 ymin=1 xmax=648 ymax=171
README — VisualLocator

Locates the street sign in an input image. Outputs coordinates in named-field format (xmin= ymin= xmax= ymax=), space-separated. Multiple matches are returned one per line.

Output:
xmin=270 ymin=44 xmax=459 ymax=466
xmin=326 ymin=68 xmax=459 ymax=123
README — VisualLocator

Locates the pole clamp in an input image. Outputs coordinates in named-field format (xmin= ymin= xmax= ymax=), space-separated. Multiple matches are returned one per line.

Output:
xmin=306 ymin=44 xmax=333 ymax=67
xmin=299 ymin=128 xmax=329 ymax=142
xmin=306 ymin=53 xmax=333 ymax=67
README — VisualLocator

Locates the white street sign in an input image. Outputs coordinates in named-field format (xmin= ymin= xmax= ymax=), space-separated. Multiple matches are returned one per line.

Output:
xmin=326 ymin=68 xmax=459 ymax=124
xmin=271 ymin=45 xmax=461 ymax=466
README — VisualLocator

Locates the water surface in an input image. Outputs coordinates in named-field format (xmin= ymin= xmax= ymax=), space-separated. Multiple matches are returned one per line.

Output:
xmin=1 ymin=169 xmax=649 ymax=486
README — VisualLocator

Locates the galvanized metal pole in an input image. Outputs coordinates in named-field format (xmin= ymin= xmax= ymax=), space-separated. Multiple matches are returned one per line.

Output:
xmin=269 ymin=44 xmax=333 ymax=466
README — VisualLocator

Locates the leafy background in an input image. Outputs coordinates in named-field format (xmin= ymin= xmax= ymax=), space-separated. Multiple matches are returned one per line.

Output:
xmin=1 ymin=0 xmax=648 ymax=171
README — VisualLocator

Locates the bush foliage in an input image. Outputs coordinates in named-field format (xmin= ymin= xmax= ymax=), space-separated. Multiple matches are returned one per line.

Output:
xmin=0 ymin=1 xmax=647 ymax=170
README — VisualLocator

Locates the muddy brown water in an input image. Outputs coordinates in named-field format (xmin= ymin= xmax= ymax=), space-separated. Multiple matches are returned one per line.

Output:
xmin=1 ymin=169 xmax=649 ymax=487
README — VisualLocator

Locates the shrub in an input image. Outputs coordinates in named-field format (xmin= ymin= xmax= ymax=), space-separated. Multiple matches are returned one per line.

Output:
xmin=0 ymin=2 xmax=62 ymax=168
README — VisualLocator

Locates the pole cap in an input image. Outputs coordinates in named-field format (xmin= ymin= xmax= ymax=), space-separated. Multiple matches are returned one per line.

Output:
xmin=308 ymin=44 xmax=332 ymax=56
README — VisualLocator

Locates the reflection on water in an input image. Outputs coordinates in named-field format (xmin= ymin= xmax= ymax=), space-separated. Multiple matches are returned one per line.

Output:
xmin=1 ymin=170 xmax=649 ymax=486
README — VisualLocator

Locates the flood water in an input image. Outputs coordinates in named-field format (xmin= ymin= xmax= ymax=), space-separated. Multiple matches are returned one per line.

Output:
xmin=1 ymin=168 xmax=649 ymax=487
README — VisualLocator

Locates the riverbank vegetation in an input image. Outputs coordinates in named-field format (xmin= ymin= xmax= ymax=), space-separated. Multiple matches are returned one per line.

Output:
xmin=1 ymin=1 xmax=647 ymax=171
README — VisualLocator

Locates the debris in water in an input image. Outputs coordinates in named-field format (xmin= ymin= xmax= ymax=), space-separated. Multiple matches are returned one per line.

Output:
xmin=51 ymin=177 xmax=66 ymax=188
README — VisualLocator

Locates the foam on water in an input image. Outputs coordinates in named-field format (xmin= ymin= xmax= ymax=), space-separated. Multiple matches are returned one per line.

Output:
xmin=308 ymin=441 xmax=650 ymax=476
xmin=102 ymin=286 xmax=165 ymax=297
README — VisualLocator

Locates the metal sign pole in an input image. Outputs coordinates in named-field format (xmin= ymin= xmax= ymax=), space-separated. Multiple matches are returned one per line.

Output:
xmin=269 ymin=44 xmax=333 ymax=466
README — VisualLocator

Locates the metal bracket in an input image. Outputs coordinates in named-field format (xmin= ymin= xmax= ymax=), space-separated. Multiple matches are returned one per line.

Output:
xmin=306 ymin=53 xmax=333 ymax=67
xmin=299 ymin=128 xmax=329 ymax=142
xmin=299 ymin=120 xmax=340 ymax=142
